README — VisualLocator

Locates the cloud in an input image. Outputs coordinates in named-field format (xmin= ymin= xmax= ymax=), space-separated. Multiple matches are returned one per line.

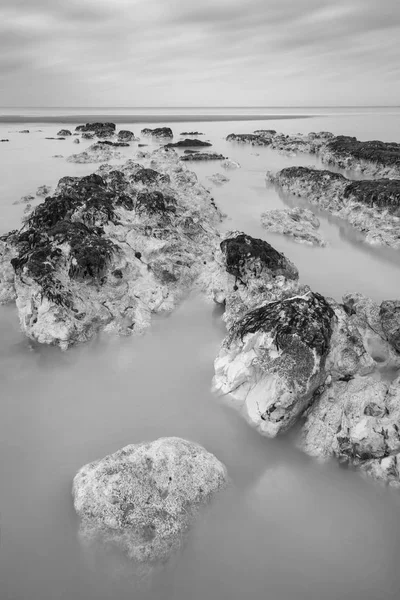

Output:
xmin=0 ymin=0 xmax=399 ymax=106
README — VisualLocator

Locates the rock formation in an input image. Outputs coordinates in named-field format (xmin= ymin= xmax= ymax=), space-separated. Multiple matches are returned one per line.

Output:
xmin=261 ymin=207 xmax=327 ymax=246
xmin=165 ymin=139 xmax=212 ymax=148
xmin=73 ymin=437 xmax=228 ymax=562
xmin=141 ymin=127 xmax=173 ymax=139
xmin=75 ymin=122 xmax=116 ymax=138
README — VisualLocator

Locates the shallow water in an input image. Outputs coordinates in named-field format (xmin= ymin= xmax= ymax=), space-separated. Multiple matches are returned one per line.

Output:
xmin=1 ymin=108 xmax=400 ymax=599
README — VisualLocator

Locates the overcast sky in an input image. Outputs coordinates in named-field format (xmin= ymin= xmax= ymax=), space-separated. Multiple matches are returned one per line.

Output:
xmin=0 ymin=0 xmax=399 ymax=107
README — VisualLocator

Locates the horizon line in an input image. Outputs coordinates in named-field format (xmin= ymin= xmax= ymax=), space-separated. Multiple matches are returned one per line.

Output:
xmin=0 ymin=105 xmax=399 ymax=109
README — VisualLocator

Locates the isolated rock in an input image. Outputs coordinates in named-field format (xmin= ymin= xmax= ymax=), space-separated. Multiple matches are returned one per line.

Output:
xmin=67 ymin=142 xmax=123 ymax=164
xmin=19 ymin=130 xmax=30 ymax=133
xmin=207 ymin=173 xmax=230 ymax=186
xmin=1 ymin=139 xmax=9 ymax=142
xmin=221 ymin=159 xmax=240 ymax=170
xmin=141 ymin=127 xmax=173 ymax=138
xmin=73 ymin=138 xmax=80 ymax=144
xmin=165 ymin=139 xmax=212 ymax=148
xmin=261 ymin=207 xmax=327 ymax=246
xmin=75 ymin=122 xmax=116 ymax=138
xmin=181 ymin=152 xmax=226 ymax=162
xmin=73 ymin=437 xmax=228 ymax=562
xmin=57 ymin=129 xmax=72 ymax=136
xmin=267 ymin=167 xmax=400 ymax=249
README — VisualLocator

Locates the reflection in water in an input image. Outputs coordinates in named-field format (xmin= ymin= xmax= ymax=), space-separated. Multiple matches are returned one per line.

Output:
xmin=1 ymin=111 xmax=400 ymax=600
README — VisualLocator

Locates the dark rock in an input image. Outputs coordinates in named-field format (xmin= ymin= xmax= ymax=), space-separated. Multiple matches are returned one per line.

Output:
xmin=220 ymin=233 xmax=298 ymax=283
xmin=1 ymin=139 xmax=9 ymax=142
xmin=180 ymin=152 xmax=226 ymax=161
xmin=75 ymin=122 xmax=116 ymax=138
xmin=130 ymin=168 xmax=170 ymax=186
xmin=45 ymin=137 xmax=65 ymax=140
xmin=19 ymin=130 xmax=30 ymax=133
xmin=117 ymin=130 xmax=137 ymax=142
xmin=165 ymin=139 xmax=212 ymax=148
xmin=343 ymin=179 xmax=400 ymax=215
xmin=57 ymin=129 xmax=72 ymax=136
xmin=326 ymin=135 xmax=400 ymax=170
xmin=97 ymin=140 xmax=130 ymax=147
xmin=180 ymin=131 xmax=204 ymax=135
xmin=135 ymin=191 xmax=176 ymax=216
xmin=141 ymin=127 xmax=173 ymax=138
xmin=81 ymin=132 xmax=95 ymax=139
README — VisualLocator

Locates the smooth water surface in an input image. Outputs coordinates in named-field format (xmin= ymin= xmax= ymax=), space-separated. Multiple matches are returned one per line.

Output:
xmin=1 ymin=108 xmax=400 ymax=600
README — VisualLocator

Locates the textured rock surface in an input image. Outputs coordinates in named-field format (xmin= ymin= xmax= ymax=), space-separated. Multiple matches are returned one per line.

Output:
xmin=261 ymin=207 xmax=326 ymax=246
xmin=1 ymin=148 xmax=222 ymax=348
xmin=141 ymin=127 xmax=173 ymax=139
xmin=380 ymin=301 xmax=400 ymax=353
xmin=118 ymin=130 xmax=139 ymax=142
xmin=267 ymin=167 xmax=400 ymax=249
xmin=207 ymin=173 xmax=230 ymax=186
xmin=76 ymin=122 xmax=116 ymax=138
xmin=73 ymin=437 xmax=228 ymax=562
xmin=0 ymin=234 xmax=17 ymax=304
xmin=180 ymin=152 xmax=226 ymax=162
xmin=227 ymin=130 xmax=400 ymax=177
xmin=36 ymin=185 xmax=52 ymax=197
xmin=67 ymin=142 xmax=124 ymax=164
xmin=165 ymin=139 xmax=212 ymax=148
xmin=57 ymin=129 xmax=72 ymax=136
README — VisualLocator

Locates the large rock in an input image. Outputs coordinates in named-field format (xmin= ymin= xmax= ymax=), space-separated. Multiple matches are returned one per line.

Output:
xmin=75 ymin=122 xmax=116 ymax=138
xmin=180 ymin=152 xmax=226 ymax=162
xmin=73 ymin=437 xmax=228 ymax=562
xmin=213 ymin=291 xmax=336 ymax=436
xmin=2 ymin=148 xmax=222 ymax=348
xmin=141 ymin=127 xmax=173 ymax=139
xmin=57 ymin=129 xmax=72 ymax=136
xmin=267 ymin=167 xmax=400 ymax=249
xmin=261 ymin=207 xmax=327 ymax=246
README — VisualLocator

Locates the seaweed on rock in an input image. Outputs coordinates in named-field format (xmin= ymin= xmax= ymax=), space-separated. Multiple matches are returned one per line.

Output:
xmin=230 ymin=292 xmax=335 ymax=355
xmin=326 ymin=136 xmax=400 ymax=169
xmin=343 ymin=179 xmax=400 ymax=214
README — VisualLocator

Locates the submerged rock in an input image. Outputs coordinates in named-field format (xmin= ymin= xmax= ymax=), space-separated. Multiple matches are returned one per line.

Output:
xmin=73 ymin=138 xmax=80 ymax=144
xmin=36 ymin=185 xmax=52 ymax=197
xmin=19 ymin=130 xmax=30 ymax=133
xmin=73 ymin=437 xmax=228 ymax=563
xmin=261 ymin=207 xmax=327 ymax=246
xmin=57 ymin=129 xmax=72 ymax=136
xmin=207 ymin=173 xmax=230 ymax=186
xmin=13 ymin=194 xmax=35 ymax=205
xmin=165 ymin=139 xmax=212 ymax=148
xmin=180 ymin=131 xmax=204 ymax=135
xmin=1 ymin=148 xmax=222 ymax=348
xmin=141 ymin=127 xmax=173 ymax=139
xmin=267 ymin=167 xmax=400 ymax=249
xmin=1 ymin=139 xmax=9 ymax=142
xmin=67 ymin=142 xmax=123 ymax=164
xmin=221 ymin=159 xmax=240 ymax=170
xmin=75 ymin=122 xmax=116 ymax=138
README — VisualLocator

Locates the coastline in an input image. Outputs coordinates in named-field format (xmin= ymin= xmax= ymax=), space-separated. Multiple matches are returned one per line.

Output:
xmin=0 ymin=113 xmax=313 ymax=124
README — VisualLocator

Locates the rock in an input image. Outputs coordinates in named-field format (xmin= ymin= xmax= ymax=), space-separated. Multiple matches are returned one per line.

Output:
xmin=67 ymin=142 xmax=124 ymax=164
xmin=117 ymin=130 xmax=139 ymax=142
xmin=1 ymin=139 xmax=9 ymax=142
xmin=13 ymin=194 xmax=35 ymax=205
xmin=207 ymin=173 xmax=230 ymax=186
xmin=261 ymin=207 xmax=327 ymax=246
xmin=213 ymin=291 xmax=336 ymax=436
xmin=221 ymin=159 xmax=240 ymax=170
xmin=57 ymin=129 xmax=72 ymax=136
xmin=73 ymin=138 xmax=80 ymax=144
xmin=19 ymin=130 xmax=30 ymax=133
xmin=253 ymin=129 xmax=277 ymax=136
xmin=138 ymin=144 xmax=148 ymax=147
xmin=75 ymin=122 xmax=116 ymax=138
xmin=45 ymin=137 xmax=65 ymax=140
xmin=97 ymin=140 xmax=130 ymax=147
xmin=141 ymin=127 xmax=173 ymax=139
xmin=180 ymin=131 xmax=204 ymax=135
xmin=0 ymin=233 xmax=17 ymax=304
xmin=36 ymin=185 xmax=52 ymax=197
xmin=82 ymin=132 xmax=95 ymax=139
xmin=267 ymin=167 xmax=400 ymax=249
xmin=2 ymin=148 xmax=223 ymax=348
xmin=72 ymin=437 xmax=228 ymax=562
xmin=165 ymin=139 xmax=212 ymax=148
xmin=380 ymin=301 xmax=400 ymax=353
xmin=180 ymin=152 xmax=226 ymax=162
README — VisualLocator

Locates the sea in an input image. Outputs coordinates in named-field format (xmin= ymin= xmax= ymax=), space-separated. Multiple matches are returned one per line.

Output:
xmin=1 ymin=106 xmax=400 ymax=600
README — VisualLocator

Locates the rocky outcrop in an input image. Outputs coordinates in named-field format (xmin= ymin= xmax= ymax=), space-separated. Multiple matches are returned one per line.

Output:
xmin=67 ymin=142 xmax=124 ymax=164
xmin=180 ymin=152 xmax=226 ymax=162
xmin=180 ymin=131 xmax=204 ymax=135
xmin=267 ymin=167 xmax=400 ymax=249
xmin=0 ymin=233 xmax=17 ymax=304
xmin=118 ymin=130 xmax=139 ymax=142
xmin=73 ymin=437 xmax=228 ymax=562
xmin=1 ymin=148 xmax=222 ymax=348
xmin=141 ymin=127 xmax=173 ymax=139
xmin=165 ymin=139 xmax=212 ymax=148
xmin=227 ymin=130 xmax=400 ymax=177
xmin=261 ymin=207 xmax=327 ymax=246
xmin=57 ymin=129 xmax=72 ymax=136
xmin=380 ymin=301 xmax=400 ymax=353
xmin=75 ymin=122 xmax=116 ymax=138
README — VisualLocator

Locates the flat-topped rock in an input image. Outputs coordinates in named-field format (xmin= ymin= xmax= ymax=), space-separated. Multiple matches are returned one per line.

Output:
xmin=180 ymin=131 xmax=204 ymax=135
xmin=75 ymin=122 xmax=116 ymax=138
xmin=261 ymin=207 xmax=327 ymax=246
xmin=267 ymin=167 xmax=400 ymax=249
xmin=73 ymin=437 xmax=228 ymax=563
xmin=165 ymin=139 xmax=212 ymax=148
xmin=180 ymin=152 xmax=226 ymax=162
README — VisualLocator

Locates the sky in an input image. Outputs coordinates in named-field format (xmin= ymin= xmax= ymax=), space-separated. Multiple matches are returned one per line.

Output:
xmin=0 ymin=0 xmax=399 ymax=107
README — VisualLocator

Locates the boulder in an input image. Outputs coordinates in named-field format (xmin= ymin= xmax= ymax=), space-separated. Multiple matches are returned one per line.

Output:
xmin=57 ymin=129 xmax=72 ymax=136
xmin=141 ymin=127 xmax=173 ymax=139
xmin=75 ymin=122 xmax=116 ymax=138
xmin=180 ymin=152 xmax=226 ymax=162
xmin=165 ymin=139 xmax=212 ymax=148
xmin=73 ymin=437 xmax=228 ymax=562
xmin=117 ymin=130 xmax=138 ymax=142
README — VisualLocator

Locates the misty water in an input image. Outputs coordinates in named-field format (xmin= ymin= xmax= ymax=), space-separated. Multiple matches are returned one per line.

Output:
xmin=1 ymin=108 xmax=400 ymax=599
